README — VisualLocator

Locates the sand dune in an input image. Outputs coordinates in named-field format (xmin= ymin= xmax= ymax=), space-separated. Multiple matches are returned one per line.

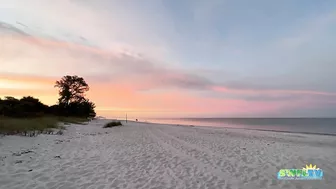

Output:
xmin=1 ymin=119 xmax=336 ymax=189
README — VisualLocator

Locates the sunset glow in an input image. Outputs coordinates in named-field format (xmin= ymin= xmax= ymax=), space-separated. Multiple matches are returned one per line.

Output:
xmin=1 ymin=0 xmax=336 ymax=118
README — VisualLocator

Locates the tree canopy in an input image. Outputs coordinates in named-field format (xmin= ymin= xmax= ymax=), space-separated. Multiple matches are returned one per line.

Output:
xmin=55 ymin=75 xmax=89 ymax=105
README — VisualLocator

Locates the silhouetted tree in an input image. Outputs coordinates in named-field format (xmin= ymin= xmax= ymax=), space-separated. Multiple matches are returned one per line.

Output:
xmin=0 ymin=96 xmax=21 ymax=117
xmin=20 ymin=96 xmax=49 ymax=117
xmin=54 ymin=75 xmax=95 ymax=118
xmin=67 ymin=99 xmax=96 ymax=117
xmin=47 ymin=104 xmax=61 ymax=115
xmin=0 ymin=96 xmax=48 ymax=117
xmin=55 ymin=75 xmax=89 ymax=106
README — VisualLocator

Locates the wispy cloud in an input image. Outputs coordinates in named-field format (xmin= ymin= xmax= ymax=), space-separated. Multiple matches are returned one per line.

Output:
xmin=1 ymin=0 xmax=336 ymax=117
xmin=3 ymin=24 xmax=336 ymax=97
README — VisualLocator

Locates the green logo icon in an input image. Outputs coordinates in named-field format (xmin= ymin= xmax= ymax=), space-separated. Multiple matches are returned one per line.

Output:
xmin=277 ymin=164 xmax=323 ymax=180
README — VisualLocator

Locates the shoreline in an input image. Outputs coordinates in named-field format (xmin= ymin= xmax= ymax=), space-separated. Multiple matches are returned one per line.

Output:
xmin=133 ymin=119 xmax=336 ymax=137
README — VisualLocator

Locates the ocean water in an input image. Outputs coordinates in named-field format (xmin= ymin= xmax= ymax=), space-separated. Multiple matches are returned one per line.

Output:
xmin=147 ymin=118 xmax=336 ymax=135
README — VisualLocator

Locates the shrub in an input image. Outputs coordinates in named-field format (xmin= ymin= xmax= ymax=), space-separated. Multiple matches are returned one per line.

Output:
xmin=103 ymin=121 xmax=122 ymax=128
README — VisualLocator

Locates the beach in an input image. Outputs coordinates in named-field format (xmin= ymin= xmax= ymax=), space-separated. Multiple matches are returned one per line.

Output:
xmin=0 ymin=119 xmax=335 ymax=189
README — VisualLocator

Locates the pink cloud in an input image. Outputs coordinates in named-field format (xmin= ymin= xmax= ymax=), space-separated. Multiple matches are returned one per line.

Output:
xmin=1 ymin=28 xmax=335 ymax=118
xmin=212 ymin=86 xmax=336 ymax=97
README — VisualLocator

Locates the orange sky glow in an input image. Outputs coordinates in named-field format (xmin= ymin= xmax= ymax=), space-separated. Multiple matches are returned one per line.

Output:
xmin=1 ymin=1 xmax=336 ymax=118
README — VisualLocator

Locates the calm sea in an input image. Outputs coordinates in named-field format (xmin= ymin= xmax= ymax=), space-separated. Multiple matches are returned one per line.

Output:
xmin=146 ymin=118 xmax=336 ymax=135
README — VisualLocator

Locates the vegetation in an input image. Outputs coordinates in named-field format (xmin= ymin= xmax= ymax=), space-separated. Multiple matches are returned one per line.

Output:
xmin=0 ymin=116 xmax=86 ymax=136
xmin=54 ymin=75 xmax=96 ymax=118
xmin=0 ymin=75 xmax=96 ymax=136
xmin=57 ymin=117 xmax=90 ymax=124
xmin=103 ymin=121 xmax=123 ymax=128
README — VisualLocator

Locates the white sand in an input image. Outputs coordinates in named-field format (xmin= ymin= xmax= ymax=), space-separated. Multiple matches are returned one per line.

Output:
xmin=0 ymin=119 xmax=336 ymax=189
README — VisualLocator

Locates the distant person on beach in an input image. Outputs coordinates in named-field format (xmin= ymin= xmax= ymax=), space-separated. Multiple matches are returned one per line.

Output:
xmin=136 ymin=119 xmax=138 ymax=122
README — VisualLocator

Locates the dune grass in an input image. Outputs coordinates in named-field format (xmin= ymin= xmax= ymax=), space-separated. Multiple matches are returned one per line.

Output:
xmin=58 ymin=117 xmax=90 ymax=124
xmin=103 ymin=121 xmax=123 ymax=128
xmin=0 ymin=116 xmax=90 ymax=136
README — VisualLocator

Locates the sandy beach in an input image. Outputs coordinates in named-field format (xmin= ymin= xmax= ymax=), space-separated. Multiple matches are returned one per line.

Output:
xmin=0 ymin=119 xmax=336 ymax=189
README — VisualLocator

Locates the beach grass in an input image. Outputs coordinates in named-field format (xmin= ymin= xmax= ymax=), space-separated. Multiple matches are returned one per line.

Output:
xmin=0 ymin=116 xmax=89 ymax=136
xmin=57 ymin=116 xmax=90 ymax=125
xmin=103 ymin=121 xmax=123 ymax=128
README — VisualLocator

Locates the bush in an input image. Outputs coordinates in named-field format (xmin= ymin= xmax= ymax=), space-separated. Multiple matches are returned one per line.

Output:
xmin=103 ymin=121 xmax=122 ymax=128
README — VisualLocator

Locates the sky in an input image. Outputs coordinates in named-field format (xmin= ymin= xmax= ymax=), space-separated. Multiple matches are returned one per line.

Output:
xmin=0 ymin=0 xmax=336 ymax=118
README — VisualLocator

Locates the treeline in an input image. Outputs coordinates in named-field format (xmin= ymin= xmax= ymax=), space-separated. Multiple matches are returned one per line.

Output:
xmin=0 ymin=75 xmax=96 ymax=118
xmin=0 ymin=96 xmax=95 ymax=118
